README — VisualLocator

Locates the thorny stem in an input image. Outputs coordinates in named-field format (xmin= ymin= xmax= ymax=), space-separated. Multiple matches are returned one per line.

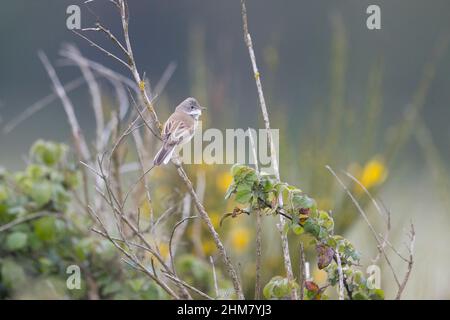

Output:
xmin=240 ymin=0 xmax=296 ymax=300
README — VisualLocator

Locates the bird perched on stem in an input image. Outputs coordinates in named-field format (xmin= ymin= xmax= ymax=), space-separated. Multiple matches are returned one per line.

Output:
xmin=153 ymin=97 xmax=205 ymax=166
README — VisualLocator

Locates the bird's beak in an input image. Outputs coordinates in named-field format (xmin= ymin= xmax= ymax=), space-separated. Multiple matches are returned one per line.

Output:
xmin=201 ymin=106 xmax=207 ymax=110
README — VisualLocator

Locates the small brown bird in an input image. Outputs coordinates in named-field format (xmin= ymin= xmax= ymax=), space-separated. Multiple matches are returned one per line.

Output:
xmin=153 ymin=97 xmax=205 ymax=166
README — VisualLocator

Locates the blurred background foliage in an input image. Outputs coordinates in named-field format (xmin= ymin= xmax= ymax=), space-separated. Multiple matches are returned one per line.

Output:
xmin=1 ymin=0 xmax=450 ymax=299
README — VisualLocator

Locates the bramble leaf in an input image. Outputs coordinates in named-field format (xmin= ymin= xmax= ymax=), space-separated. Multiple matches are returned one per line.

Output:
xmin=6 ymin=232 xmax=28 ymax=251
xmin=316 ymin=244 xmax=334 ymax=269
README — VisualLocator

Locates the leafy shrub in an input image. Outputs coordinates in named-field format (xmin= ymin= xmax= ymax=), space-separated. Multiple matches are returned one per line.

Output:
xmin=225 ymin=164 xmax=384 ymax=300
xmin=0 ymin=140 xmax=165 ymax=299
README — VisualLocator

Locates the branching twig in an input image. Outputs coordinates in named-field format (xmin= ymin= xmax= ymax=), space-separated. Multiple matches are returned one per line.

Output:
xmin=326 ymin=165 xmax=402 ymax=287
xmin=327 ymin=165 xmax=416 ymax=299
xmin=170 ymin=194 xmax=192 ymax=262
xmin=75 ymin=0 xmax=244 ymax=300
xmin=169 ymin=215 xmax=198 ymax=275
xmin=395 ymin=223 xmax=415 ymax=300
xmin=161 ymin=271 xmax=214 ymax=300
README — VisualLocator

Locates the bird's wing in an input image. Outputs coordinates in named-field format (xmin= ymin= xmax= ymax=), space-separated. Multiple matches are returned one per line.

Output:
xmin=162 ymin=117 xmax=190 ymax=145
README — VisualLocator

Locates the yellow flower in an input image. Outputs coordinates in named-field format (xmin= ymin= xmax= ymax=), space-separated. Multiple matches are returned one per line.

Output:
xmin=202 ymin=239 xmax=217 ymax=255
xmin=209 ymin=211 xmax=221 ymax=229
xmin=216 ymin=171 xmax=233 ymax=194
xmin=229 ymin=226 xmax=251 ymax=253
xmin=144 ymin=241 xmax=169 ymax=266
xmin=158 ymin=243 xmax=169 ymax=260
xmin=358 ymin=157 xmax=388 ymax=191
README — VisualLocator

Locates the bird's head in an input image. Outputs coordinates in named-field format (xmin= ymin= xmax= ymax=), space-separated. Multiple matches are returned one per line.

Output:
xmin=176 ymin=97 xmax=206 ymax=119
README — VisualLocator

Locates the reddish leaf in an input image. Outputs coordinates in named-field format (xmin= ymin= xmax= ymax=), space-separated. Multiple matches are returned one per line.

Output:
xmin=299 ymin=207 xmax=311 ymax=215
xmin=316 ymin=244 xmax=334 ymax=269
xmin=305 ymin=280 xmax=319 ymax=293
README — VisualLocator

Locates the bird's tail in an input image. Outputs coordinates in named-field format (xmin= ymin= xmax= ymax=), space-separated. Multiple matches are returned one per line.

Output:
xmin=153 ymin=144 xmax=176 ymax=166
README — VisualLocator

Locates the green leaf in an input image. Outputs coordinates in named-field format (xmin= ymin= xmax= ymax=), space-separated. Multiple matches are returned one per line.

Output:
xmin=370 ymin=288 xmax=385 ymax=300
xmin=272 ymin=280 xmax=288 ymax=298
xmin=304 ymin=219 xmax=320 ymax=238
xmin=291 ymin=224 xmax=304 ymax=235
xmin=63 ymin=171 xmax=80 ymax=189
xmin=263 ymin=282 xmax=275 ymax=299
xmin=6 ymin=231 xmax=28 ymax=250
xmin=0 ymin=184 xmax=9 ymax=202
xmin=30 ymin=140 xmax=66 ymax=166
xmin=38 ymin=257 xmax=54 ymax=274
xmin=102 ymin=281 xmax=122 ymax=296
xmin=263 ymin=276 xmax=292 ymax=299
xmin=34 ymin=216 xmax=56 ymax=242
xmin=26 ymin=164 xmax=45 ymax=179
xmin=230 ymin=164 xmax=246 ymax=177
xmin=318 ymin=227 xmax=328 ymax=240
xmin=317 ymin=210 xmax=334 ymax=232
xmin=353 ymin=291 xmax=369 ymax=300
xmin=231 ymin=165 xmax=257 ymax=185
xmin=292 ymin=193 xmax=316 ymax=210
xmin=235 ymin=184 xmax=253 ymax=204
xmin=74 ymin=238 xmax=93 ymax=261
xmin=30 ymin=181 xmax=53 ymax=207
xmin=127 ymin=278 xmax=146 ymax=292
xmin=1 ymin=259 xmax=26 ymax=289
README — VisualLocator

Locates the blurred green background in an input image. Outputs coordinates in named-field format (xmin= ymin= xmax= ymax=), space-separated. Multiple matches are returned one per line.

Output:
xmin=0 ymin=0 xmax=450 ymax=299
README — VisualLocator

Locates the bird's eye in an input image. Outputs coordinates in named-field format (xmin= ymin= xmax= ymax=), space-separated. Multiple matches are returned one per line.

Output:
xmin=191 ymin=105 xmax=194 ymax=109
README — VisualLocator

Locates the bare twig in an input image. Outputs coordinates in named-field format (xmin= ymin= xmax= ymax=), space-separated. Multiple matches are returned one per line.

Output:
xmin=117 ymin=0 xmax=161 ymax=130
xmin=344 ymin=171 xmax=390 ymax=263
xmin=176 ymin=165 xmax=244 ymax=299
xmin=76 ymin=0 xmax=244 ymax=300
xmin=326 ymin=165 xmax=401 ymax=288
xmin=72 ymin=30 xmax=130 ymax=69
xmin=38 ymin=51 xmax=91 ymax=161
xmin=162 ymin=271 xmax=214 ymax=300
xmin=87 ymin=206 xmax=180 ymax=299
xmin=0 ymin=212 xmax=60 ymax=233
xmin=82 ymin=23 xmax=129 ymax=57
xmin=327 ymin=165 xmax=415 ymax=299
xmin=2 ymin=77 xmax=86 ymax=134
